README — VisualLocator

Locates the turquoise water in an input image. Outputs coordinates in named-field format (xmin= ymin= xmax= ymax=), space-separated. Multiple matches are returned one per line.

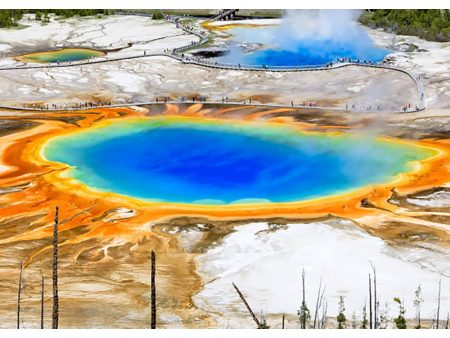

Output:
xmin=44 ymin=118 xmax=432 ymax=204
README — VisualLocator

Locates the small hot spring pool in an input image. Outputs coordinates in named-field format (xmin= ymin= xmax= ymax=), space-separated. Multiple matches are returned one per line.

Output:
xmin=16 ymin=48 xmax=105 ymax=63
xmin=43 ymin=117 xmax=432 ymax=205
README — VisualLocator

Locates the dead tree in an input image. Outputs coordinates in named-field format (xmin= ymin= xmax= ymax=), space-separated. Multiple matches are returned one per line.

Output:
xmin=313 ymin=277 xmax=326 ymax=329
xmin=319 ymin=287 xmax=326 ymax=327
xmin=41 ymin=276 xmax=44 ymax=329
xmin=232 ymin=282 xmax=261 ymax=328
xmin=151 ymin=250 xmax=156 ymax=329
xmin=370 ymin=262 xmax=378 ymax=329
xmin=320 ymin=299 xmax=328 ymax=329
xmin=52 ymin=206 xmax=59 ymax=329
xmin=369 ymin=273 xmax=373 ymax=329
xmin=313 ymin=278 xmax=326 ymax=329
xmin=313 ymin=277 xmax=322 ymax=329
xmin=282 ymin=315 xmax=285 ymax=329
xmin=17 ymin=262 xmax=23 ymax=329
xmin=436 ymin=279 xmax=441 ymax=329
xmin=373 ymin=268 xmax=378 ymax=329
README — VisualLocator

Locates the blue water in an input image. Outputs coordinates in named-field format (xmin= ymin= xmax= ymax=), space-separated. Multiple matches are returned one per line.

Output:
xmin=44 ymin=118 xmax=430 ymax=204
xmin=214 ymin=25 xmax=391 ymax=67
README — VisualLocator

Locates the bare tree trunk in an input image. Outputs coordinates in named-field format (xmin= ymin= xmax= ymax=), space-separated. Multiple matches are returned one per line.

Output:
xmin=370 ymin=262 xmax=377 ymax=329
xmin=232 ymin=282 xmax=261 ymax=328
xmin=52 ymin=206 xmax=59 ymax=329
xmin=17 ymin=262 xmax=23 ymax=329
xmin=301 ymin=268 xmax=306 ymax=329
xmin=369 ymin=273 xmax=373 ymax=329
xmin=418 ymin=301 xmax=421 ymax=329
xmin=313 ymin=277 xmax=322 ymax=329
xmin=436 ymin=279 xmax=441 ymax=329
xmin=282 ymin=315 xmax=285 ymax=329
xmin=318 ymin=287 xmax=326 ymax=328
xmin=41 ymin=276 xmax=44 ymax=329
xmin=320 ymin=299 xmax=328 ymax=329
xmin=374 ymin=271 xmax=377 ymax=329
xmin=150 ymin=250 xmax=156 ymax=329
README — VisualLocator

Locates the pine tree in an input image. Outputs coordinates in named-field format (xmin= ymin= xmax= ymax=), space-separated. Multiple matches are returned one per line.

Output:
xmin=413 ymin=284 xmax=423 ymax=329
xmin=297 ymin=269 xmax=311 ymax=328
xmin=351 ymin=312 xmax=357 ymax=329
xmin=379 ymin=302 xmax=390 ymax=329
xmin=337 ymin=296 xmax=346 ymax=329
xmin=361 ymin=304 xmax=368 ymax=329
xmin=259 ymin=312 xmax=270 ymax=329
xmin=394 ymin=297 xmax=407 ymax=329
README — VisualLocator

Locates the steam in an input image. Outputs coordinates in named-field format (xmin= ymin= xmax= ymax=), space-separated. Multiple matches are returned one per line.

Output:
xmin=274 ymin=9 xmax=365 ymax=49
xmin=218 ymin=10 xmax=388 ymax=66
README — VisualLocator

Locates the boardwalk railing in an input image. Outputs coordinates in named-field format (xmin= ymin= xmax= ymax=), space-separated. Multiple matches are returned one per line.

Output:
xmin=0 ymin=98 xmax=422 ymax=114
xmin=212 ymin=9 xmax=239 ymax=21
xmin=0 ymin=100 xmax=329 ymax=112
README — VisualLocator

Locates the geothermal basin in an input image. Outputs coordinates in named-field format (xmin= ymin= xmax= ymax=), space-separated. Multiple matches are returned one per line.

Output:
xmin=43 ymin=116 xmax=434 ymax=204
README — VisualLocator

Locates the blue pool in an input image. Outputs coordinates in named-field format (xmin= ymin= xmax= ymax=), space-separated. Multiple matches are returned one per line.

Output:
xmin=44 ymin=117 xmax=431 ymax=204
xmin=214 ymin=24 xmax=391 ymax=67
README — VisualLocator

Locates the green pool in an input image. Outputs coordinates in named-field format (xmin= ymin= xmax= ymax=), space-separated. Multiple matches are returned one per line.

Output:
xmin=17 ymin=48 xmax=105 ymax=63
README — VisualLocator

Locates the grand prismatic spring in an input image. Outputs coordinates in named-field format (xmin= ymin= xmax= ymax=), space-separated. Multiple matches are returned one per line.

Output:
xmin=44 ymin=117 xmax=434 ymax=204
xmin=0 ymin=8 xmax=449 ymax=329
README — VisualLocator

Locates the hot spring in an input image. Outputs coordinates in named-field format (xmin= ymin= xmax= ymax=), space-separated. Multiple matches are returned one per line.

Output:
xmin=43 ymin=117 xmax=433 ymax=205
xmin=212 ymin=13 xmax=392 ymax=67
xmin=16 ymin=48 xmax=105 ymax=63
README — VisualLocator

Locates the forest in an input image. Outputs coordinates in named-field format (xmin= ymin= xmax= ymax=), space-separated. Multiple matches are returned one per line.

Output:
xmin=0 ymin=9 xmax=109 ymax=28
xmin=359 ymin=9 xmax=450 ymax=42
